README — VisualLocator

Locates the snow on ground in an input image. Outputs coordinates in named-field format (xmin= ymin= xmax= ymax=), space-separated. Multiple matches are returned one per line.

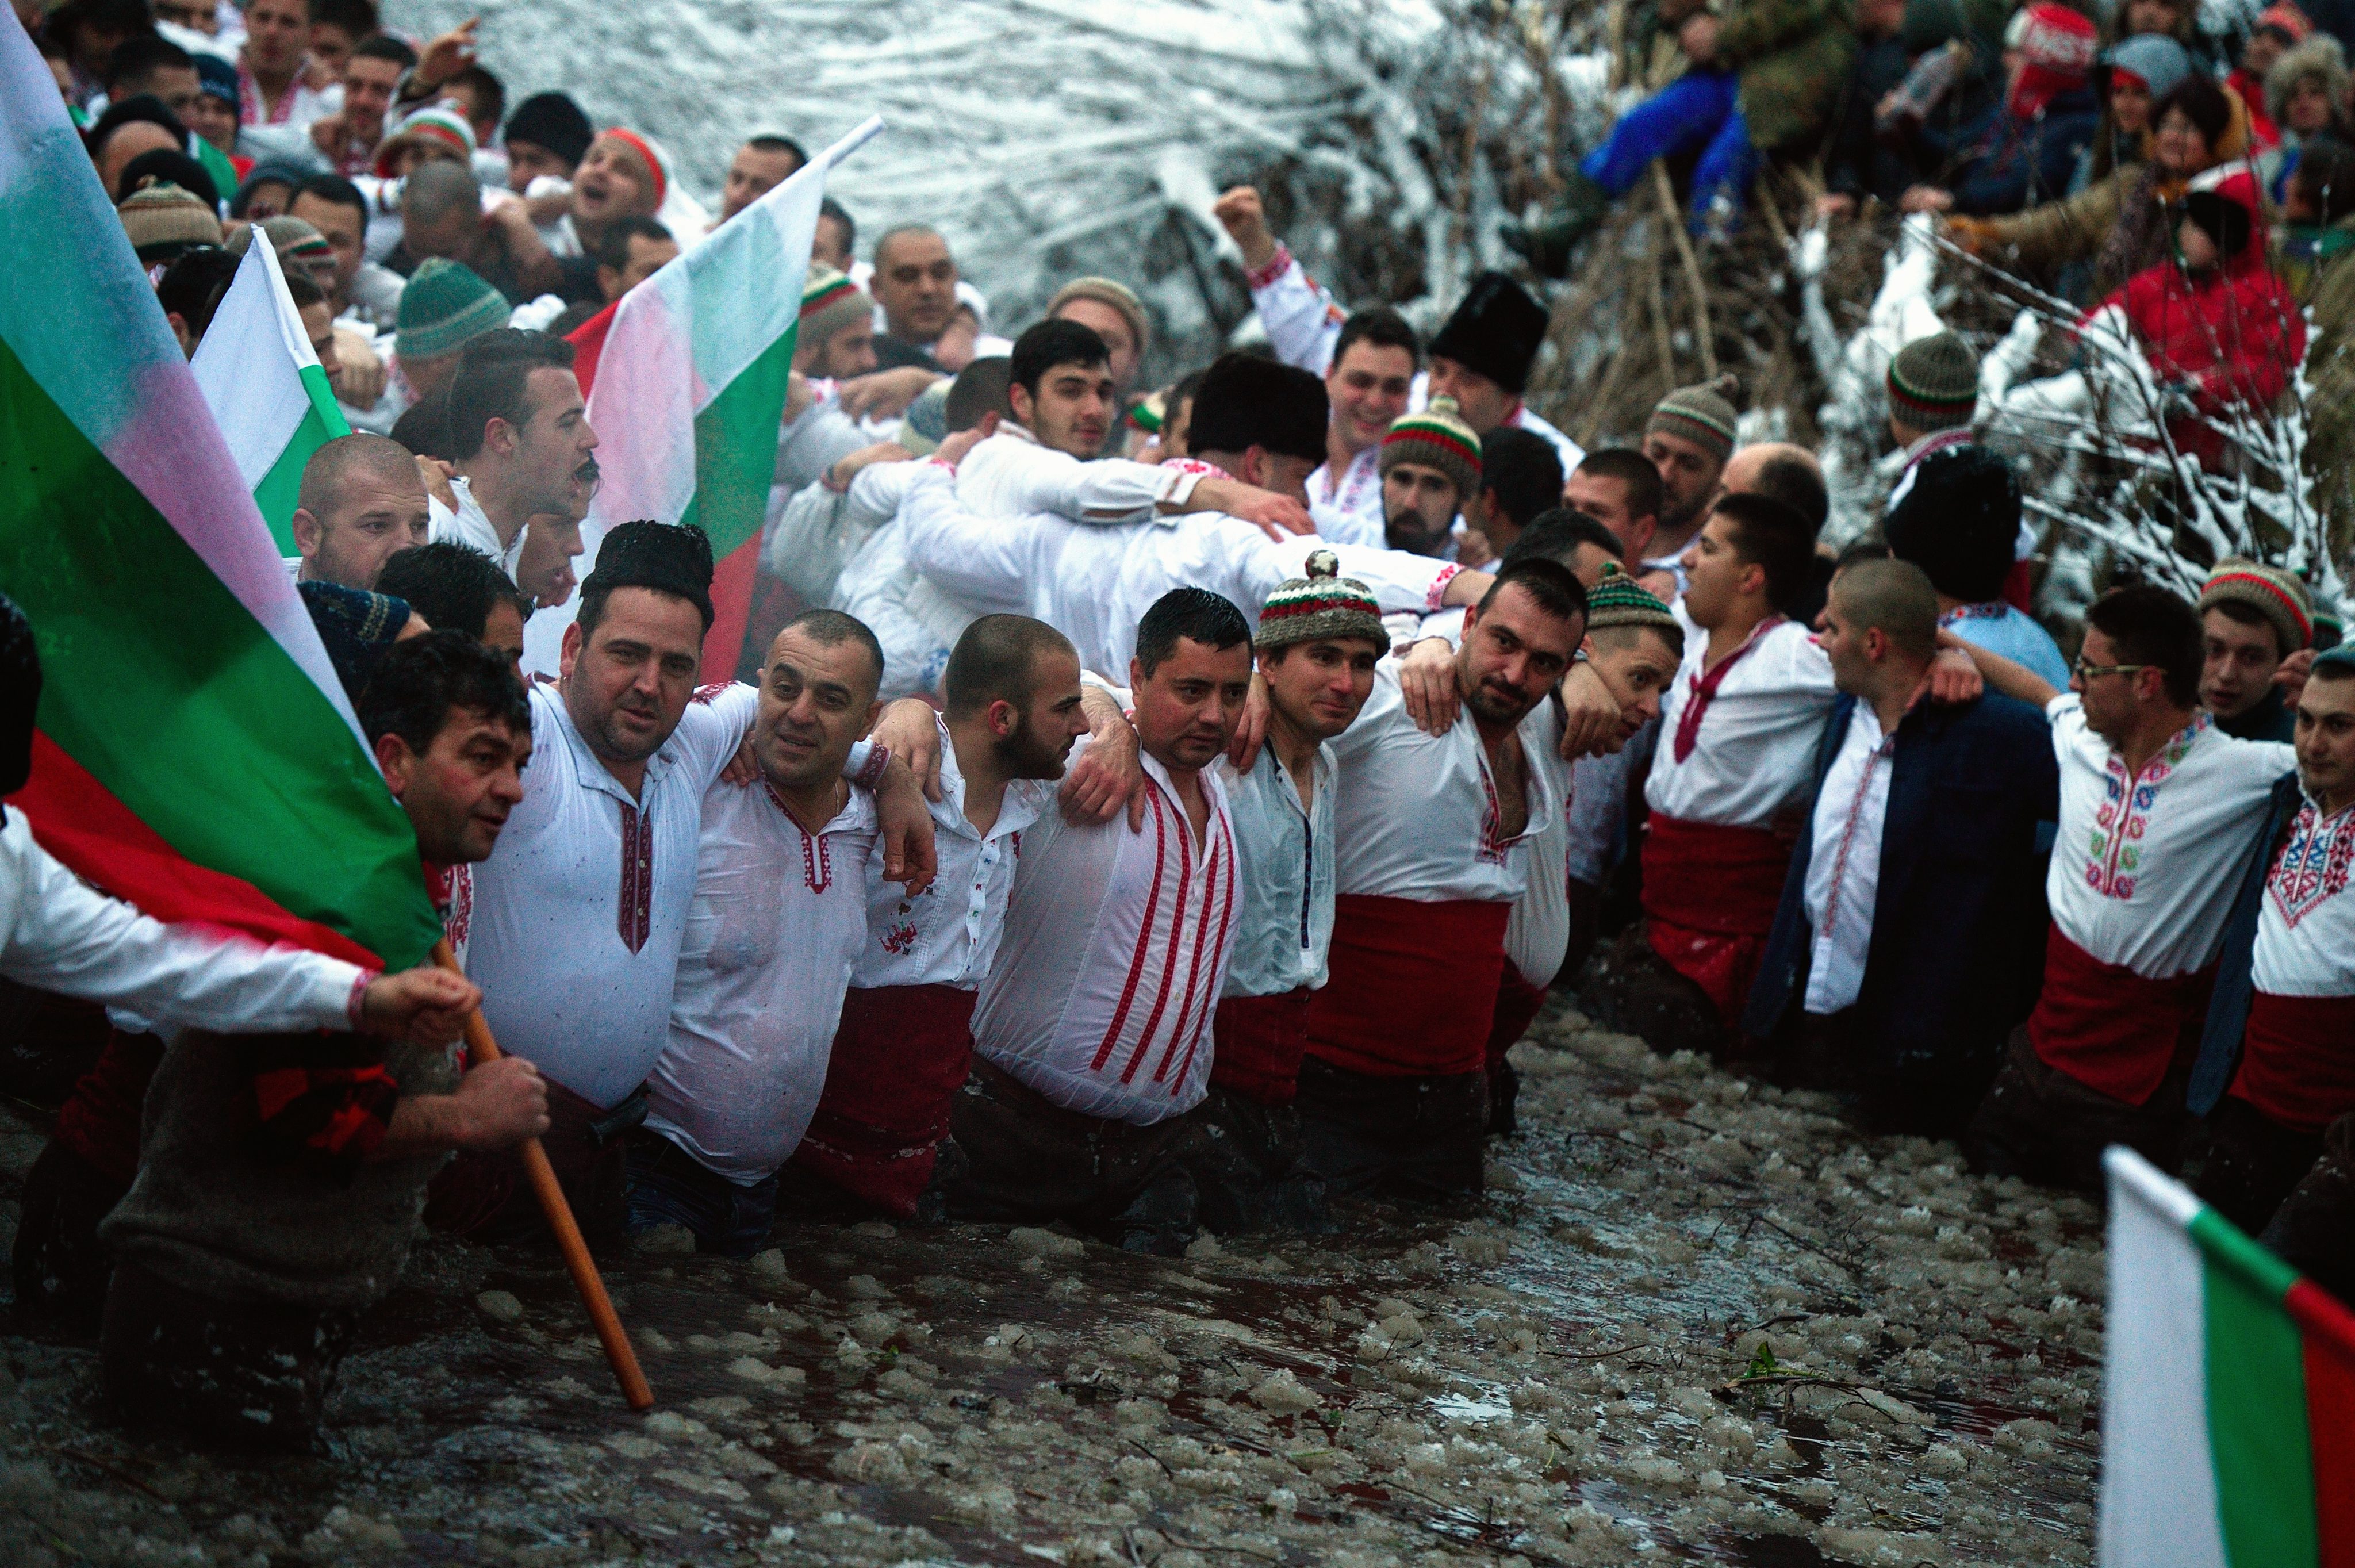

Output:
xmin=0 ymin=1006 xmax=2101 ymax=1566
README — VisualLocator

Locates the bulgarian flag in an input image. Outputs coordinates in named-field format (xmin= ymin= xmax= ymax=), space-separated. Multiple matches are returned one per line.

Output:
xmin=191 ymin=235 xmax=351 ymax=554
xmin=575 ymin=116 xmax=882 ymax=680
xmin=2100 ymin=1147 xmax=2355 ymax=1567
xmin=0 ymin=22 xmax=440 ymax=972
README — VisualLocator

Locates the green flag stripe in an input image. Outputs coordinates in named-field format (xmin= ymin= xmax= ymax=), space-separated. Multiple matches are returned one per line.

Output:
xmin=2190 ymin=1208 xmax=2319 ymax=1568
xmin=0 ymin=337 xmax=442 ymax=968
xmin=251 ymin=364 xmax=350 ymax=553
xmin=678 ymin=325 xmax=797 ymax=558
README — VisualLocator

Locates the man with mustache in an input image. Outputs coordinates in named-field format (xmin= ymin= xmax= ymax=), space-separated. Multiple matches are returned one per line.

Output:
xmin=432 ymin=329 xmax=599 ymax=607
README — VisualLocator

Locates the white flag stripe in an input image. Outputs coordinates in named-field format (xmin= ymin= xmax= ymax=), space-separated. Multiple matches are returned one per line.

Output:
xmin=2099 ymin=1147 xmax=2229 ymax=1568
xmin=191 ymin=240 xmax=319 ymax=495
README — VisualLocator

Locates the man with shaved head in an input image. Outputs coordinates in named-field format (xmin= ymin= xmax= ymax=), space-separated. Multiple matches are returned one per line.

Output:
xmin=869 ymin=224 xmax=962 ymax=369
xmin=290 ymin=433 xmax=431 ymax=589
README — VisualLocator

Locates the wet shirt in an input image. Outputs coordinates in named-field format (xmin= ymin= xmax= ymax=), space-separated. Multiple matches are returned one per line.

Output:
xmin=1645 ymin=608 xmax=1838 ymax=828
xmin=2045 ymin=695 xmax=2293 ymax=979
xmin=643 ymin=777 xmax=878 ymax=1183
xmin=1802 ymin=701 xmax=1897 ymax=1015
xmin=1216 ymin=738 xmax=1337 ymax=998
xmin=974 ymin=738 xmax=1238 ymax=1125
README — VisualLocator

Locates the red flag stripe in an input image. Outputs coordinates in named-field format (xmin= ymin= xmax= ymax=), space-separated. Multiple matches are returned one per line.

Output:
xmin=2288 ymin=1278 xmax=2355 ymax=1568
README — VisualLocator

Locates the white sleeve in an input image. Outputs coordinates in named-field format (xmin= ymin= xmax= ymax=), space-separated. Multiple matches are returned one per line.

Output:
xmin=966 ymin=438 xmax=1197 ymax=524
xmin=762 ymin=480 xmax=851 ymax=602
xmin=774 ymin=393 xmax=871 ymax=497
xmin=1320 ymin=542 xmax=1467 ymax=616
xmin=0 ymin=815 xmax=368 ymax=1033
xmin=673 ymin=681 xmax=762 ymax=787
xmin=897 ymin=466 xmax=1044 ymax=614
xmin=845 ymin=457 xmax=923 ymax=520
xmin=1246 ymin=246 xmax=1345 ymax=375
xmin=837 ymin=525 xmax=954 ymax=701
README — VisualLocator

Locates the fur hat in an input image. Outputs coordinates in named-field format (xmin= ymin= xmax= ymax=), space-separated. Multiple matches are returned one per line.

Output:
xmin=1378 ymin=396 xmax=1483 ymax=500
xmin=396 ymin=258 xmax=511 ymax=362
xmin=1646 ymin=375 xmax=1740 ymax=464
xmin=1049 ymin=276 xmax=1151 ymax=358
xmin=584 ymin=520 xmax=716 ymax=631
xmin=2265 ymin=34 xmax=2349 ymax=129
xmin=1884 ymin=444 xmax=2020 ymax=604
xmin=2200 ymin=557 xmax=2314 ymax=652
xmin=117 ymin=178 xmax=221 ymax=262
xmin=1886 ymin=331 xmax=1978 ymax=431
xmin=1255 ymin=549 xmax=1390 ymax=654
xmin=1187 ymin=352 xmax=1329 ymax=465
xmin=800 ymin=264 xmax=873 ymax=348
xmin=1427 ymin=271 xmax=1549 ymax=394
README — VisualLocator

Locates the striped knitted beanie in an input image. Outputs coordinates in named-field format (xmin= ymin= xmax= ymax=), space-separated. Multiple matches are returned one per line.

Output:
xmin=1645 ymin=375 xmax=1739 ymax=463
xmin=2199 ymin=557 xmax=2314 ymax=653
xmin=1582 ymin=562 xmax=1678 ymax=632
xmin=800 ymin=264 xmax=872 ymax=347
xmin=1256 ymin=549 xmax=1390 ymax=654
xmin=1378 ymin=396 xmax=1482 ymax=500
xmin=1886 ymin=332 xmax=1979 ymax=431
xmin=117 ymin=179 xmax=221 ymax=262
xmin=373 ymin=104 xmax=477 ymax=178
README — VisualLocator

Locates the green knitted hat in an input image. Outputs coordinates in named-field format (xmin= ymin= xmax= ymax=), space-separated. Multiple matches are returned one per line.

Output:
xmin=1645 ymin=374 xmax=1739 ymax=463
xmin=1378 ymin=395 xmax=1483 ymax=501
xmin=1886 ymin=331 xmax=1979 ymax=431
xmin=2199 ymin=556 xmax=2314 ymax=653
xmin=396 ymin=258 xmax=511 ymax=362
xmin=1255 ymin=549 xmax=1390 ymax=654
xmin=1582 ymin=562 xmax=1679 ymax=632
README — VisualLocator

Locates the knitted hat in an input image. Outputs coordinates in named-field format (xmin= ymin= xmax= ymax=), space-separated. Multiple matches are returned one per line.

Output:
xmin=1378 ymin=396 xmax=1483 ymax=500
xmin=0 ymin=592 xmax=40 ymax=803
xmin=230 ymin=214 xmax=332 ymax=281
xmin=2103 ymin=34 xmax=2193 ymax=99
xmin=894 ymin=380 xmax=951 ymax=457
xmin=117 ymin=146 xmax=218 ymax=211
xmin=1645 ymin=375 xmax=1740 ymax=464
xmin=1582 ymin=561 xmax=1679 ymax=633
xmin=2317 ymin=607 xmax=2346 ymax=651
xmin=601 ymin=128 xmax=669 ymax=206
xmin=503 ymin=91 xmax=595 ymax=171
xmin=1886 ymin=331 xmax=1978 ymax=431
xmin=2199 ymin=557 xmax=2314 ymax=652
xmin=193 ymin=50 xmax=240 ymax=112
xmin=1427 ymin=271 xmax=1549 ymax=394
xmin=1255 ymin=549 xmax=1390 ymax=654
xmin=1884 ymin=444 xmax=2020 ymax=603
xmin=584 ymin=520 xmax=715 ymax=630
xmin=298 ymin=581 xmax=414 ymax=702
xmin=800 ymin=264 xmax=872 ymax=348
xmin=374 ymin=104 xmax=476 ymax=178
xmin=2005 ymin=3 xmax=2099 ymax=117
xmin=1049 ymin=276 xmax=1151 ymax=356
xmin=231 ymin=159 xmax=310 ymax=218
xmin=396 ymin=258 xmax=512 ymax=361
xmin=2258 ymin=1 xmax=2314 ymax=43
xmin=118 ymin=178 xmax=221 ymax=262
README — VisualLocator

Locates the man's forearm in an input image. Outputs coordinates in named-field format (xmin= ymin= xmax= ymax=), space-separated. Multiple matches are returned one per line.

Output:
xmin=1941 ymin=632 xmax=2058 ymax=707
xmin=370 ymin=1093 xmax=469 ymax=1161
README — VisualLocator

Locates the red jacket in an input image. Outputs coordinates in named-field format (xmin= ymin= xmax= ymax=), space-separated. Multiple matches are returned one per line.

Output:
xmin=2092 ymin=172 xmax=2305 ymax=469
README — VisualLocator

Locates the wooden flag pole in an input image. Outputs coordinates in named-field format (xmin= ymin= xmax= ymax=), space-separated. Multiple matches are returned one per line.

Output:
xmin=431 ymin=939 xmax=654 ymax=1411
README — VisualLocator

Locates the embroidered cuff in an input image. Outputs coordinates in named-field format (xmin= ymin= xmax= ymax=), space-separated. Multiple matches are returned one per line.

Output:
xmin=344 ymin=969 xmax=377 ymax=1032
xmin=1426 ymin=563 xmax=1463 ymax=612
xmin=1243 ymin=243 xmax=1295 ymax=293
xmin=853 ymin=743 xmax=893 ymax=792
xmin=1153 ymin=461 xmax=1214 ymax=508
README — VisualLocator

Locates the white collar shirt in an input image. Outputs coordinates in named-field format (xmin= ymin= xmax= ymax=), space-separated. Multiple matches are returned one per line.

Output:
xmin=854 ymin=716 xmax=1050 ymax=991
xmin=974 ymin=739 xmax=1238 ymax=1125
xmin=1328 ymin=658 xmax=1563 ymax=904
xmin=466 ymin=680 xmax=761 ymax=1108
xmin=2045 ymin=695 xmax=2295 ymax=977
xmin=1216 ymin=739 xmax=1338 ymax=998
xmin=1644 ymin=610 xmax=1838 ymax=827
xmin=2254 ymin=792 xmax=2355 ymax=997
xmin=643 ymin=779 xmax=879 ymax=1183
xmin=1801 ymin=701 xmax=1898 ymax=1015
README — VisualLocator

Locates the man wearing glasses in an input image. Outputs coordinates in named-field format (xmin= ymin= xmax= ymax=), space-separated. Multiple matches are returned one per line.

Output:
xmin=1939 ymin=584 xmax=2302 ymax=1192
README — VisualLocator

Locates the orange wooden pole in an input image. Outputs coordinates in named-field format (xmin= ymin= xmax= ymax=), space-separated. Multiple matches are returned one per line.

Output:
xmin=432 ymin=940 xmax=654 ymax=1411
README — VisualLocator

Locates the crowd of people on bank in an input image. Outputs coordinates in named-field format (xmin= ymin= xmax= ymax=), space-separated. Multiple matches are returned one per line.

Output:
xmin=2 ymin=0 xmax=2352 ymax=1460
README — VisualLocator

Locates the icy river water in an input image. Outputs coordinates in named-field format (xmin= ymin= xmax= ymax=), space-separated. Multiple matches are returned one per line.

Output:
xmin=0 ymin=1004 xmax=2103 ymax=1566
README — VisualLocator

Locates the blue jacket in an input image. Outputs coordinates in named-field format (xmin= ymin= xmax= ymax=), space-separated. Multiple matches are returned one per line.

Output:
xmin=1927 ymin=85 xmax=2100 ymax=217
xmin=1743 ymin=691 xmax=2057 ymax=1079
xmin=2185 ymin=770 xmax=2307 ymax=1116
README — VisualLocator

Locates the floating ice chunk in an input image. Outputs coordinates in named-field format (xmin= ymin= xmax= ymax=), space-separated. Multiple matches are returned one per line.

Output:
xmin=474 ymin=1290 xmax=524 ymax=1324
xmin=1249 ymin=1369 xmax=1323 ymax=1413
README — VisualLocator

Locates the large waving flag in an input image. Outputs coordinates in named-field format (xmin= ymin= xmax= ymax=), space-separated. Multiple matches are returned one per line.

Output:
xmin=2100 ymin=1147 xmax=2355 ymax=1567
xmin=191 ymin=236 xmax=351 ymax=554
xmin=570 ymin=116 xmax=882 ymax=680
xmin=0 ymin=22 xmax=440 ymax=971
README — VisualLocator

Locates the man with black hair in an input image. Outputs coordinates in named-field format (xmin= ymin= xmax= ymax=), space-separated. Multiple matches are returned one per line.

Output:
xmin=375 ymin=540 xmax=530 ymax=675
xmin=451 ymin=523 xmax=934 ymax=1239
xmin=1947 ymin=586 xmax=2301 ymax=1190
xmin=102 ymin=34 xmax=200 ymax=123
xmin=719 ymin=134 xmax=807 ymax=224
xmin=1296 ymin=559 xmax=1586 ymax=1206
xmin=1884 ymin=446 xmax=2071 ymax=689
xmin=594 ymin=215 xmax=677 ymax=304
xmin=1213 ymin=186 xmax=1584 ymax=471
xmin=945 ymin=588 xmax=1251 ymax=1252
xmin=633 ymin=611 xmax=892 ymax=1254
xmin=434 ymin=328 xmax=597 ymax=588
xmin=814 ymin=195 xmax=856 ymax=271
xmin=87 ymin=95 xmax=187 ymax=200
xmin=793 ymin=615 xmax=1088 ymax=1221
xmin=501 ymin=90 xmax=593 ymax=191
xmin=1302 ymin=308 xmax=1419 ymax=546
xmin=1464 ymin=426 xmax=1566 ymax=560
xmin=290 ymin=172 xmax=403 ymax=327
xmin=898 ymin=352 xmax=1502 ymax=677
xmin=1566 ymin=447 xmax=1667 ymax=574
xmin=289 ymin=432 xmax=429 ymax=590
xmin=156 ymin=245 xmax=242 ymax=356
xmin=97 ymin=630 xmax=544 ymax=1450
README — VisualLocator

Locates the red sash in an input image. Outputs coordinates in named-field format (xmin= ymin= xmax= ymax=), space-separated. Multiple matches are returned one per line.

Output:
xmin=50 ymin=1028 xmax=165 ymax=1186
xmin=1641 ymin=814 xmax=1793 ymax=1029
xmin=2027 ymin=926 xmax=2216 ymax=1106
xmin=1487 ymin=969 xmax=1550 ymax=1074
xmin=1211 ymin=988 xmax=1313 ymax=1105
xmin=1305 ymin=895 xmax=1510 ymax=1078
xmin=790 ymin=984 xmax=978 ymax=1217
xmin=2230 ymin=991 xmax=2355 ymax=1134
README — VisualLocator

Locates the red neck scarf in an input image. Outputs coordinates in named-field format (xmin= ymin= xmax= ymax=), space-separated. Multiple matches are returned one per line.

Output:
xmin=1673 ymin=615 xmax=1783 ymax=763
